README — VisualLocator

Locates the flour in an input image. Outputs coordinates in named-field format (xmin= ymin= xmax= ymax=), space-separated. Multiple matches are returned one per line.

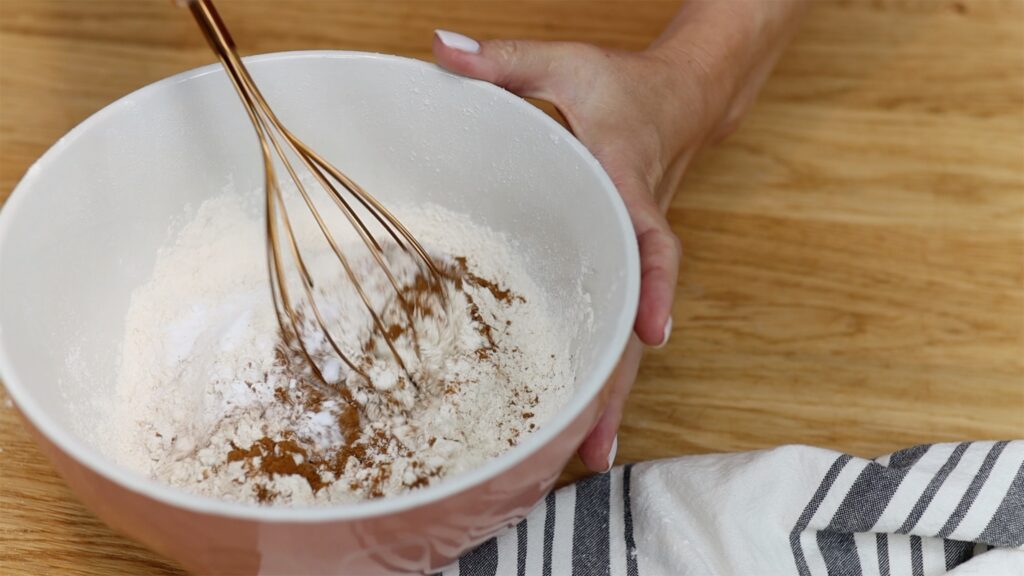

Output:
xmin=105 ymin=191 xmax=582 ymax=506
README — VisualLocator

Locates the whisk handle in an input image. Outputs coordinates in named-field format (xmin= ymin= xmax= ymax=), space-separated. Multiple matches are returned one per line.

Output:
xmin=178 ymin=0 xmax=237 ymax=52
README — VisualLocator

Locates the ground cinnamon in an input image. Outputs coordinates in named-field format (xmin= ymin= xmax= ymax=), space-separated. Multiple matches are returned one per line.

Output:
xmin=220 ymin=254 xmax=527 ymax=502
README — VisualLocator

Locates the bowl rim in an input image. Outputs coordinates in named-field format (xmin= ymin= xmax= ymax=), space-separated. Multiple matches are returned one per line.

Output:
xmin=0 ymin=50 xmax=640 ymax=522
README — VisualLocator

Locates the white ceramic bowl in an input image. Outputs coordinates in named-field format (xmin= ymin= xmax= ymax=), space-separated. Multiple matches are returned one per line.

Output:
xmin=0 ymin=51 xmax=638 ymax=574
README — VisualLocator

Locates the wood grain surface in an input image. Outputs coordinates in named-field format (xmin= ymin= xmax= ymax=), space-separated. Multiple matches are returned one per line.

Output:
xmin=1 ymin=1 xmax=1022 ymax=574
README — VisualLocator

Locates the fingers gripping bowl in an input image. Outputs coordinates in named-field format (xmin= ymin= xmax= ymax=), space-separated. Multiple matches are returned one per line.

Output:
xmin=0 ymin=52 xmax=638 ymax=574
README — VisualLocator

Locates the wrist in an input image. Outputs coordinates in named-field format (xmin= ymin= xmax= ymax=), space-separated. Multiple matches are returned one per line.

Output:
xmin=632 ymin=48 xmax=722 ymax=208
xmin=645 ymin=10 xmax=756 ymax=132
xmin=639 ymin=0 xmax=808 ymax=209
xmin=646 ymin=0 xmax=806 ymax=123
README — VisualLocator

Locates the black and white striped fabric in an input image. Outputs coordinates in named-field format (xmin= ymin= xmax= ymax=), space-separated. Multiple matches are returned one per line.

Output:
xmin=439 ymin=441 xmax=1024 ymax=575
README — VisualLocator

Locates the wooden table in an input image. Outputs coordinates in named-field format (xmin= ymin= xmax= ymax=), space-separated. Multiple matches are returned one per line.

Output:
xmin=1 ymin=1 xmax=1021 ymax=573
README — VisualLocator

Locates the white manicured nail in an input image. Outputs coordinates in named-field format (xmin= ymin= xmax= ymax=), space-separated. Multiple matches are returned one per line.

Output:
xmin=654 ymin=317 xmax=673 ymax=349
xmin=435 ymin=29 xmax=481 ymax=54
xmin=605 ymin=435 xmax=618 ymax=473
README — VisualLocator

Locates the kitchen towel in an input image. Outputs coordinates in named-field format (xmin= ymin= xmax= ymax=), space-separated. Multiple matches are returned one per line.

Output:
xmin=439 ymin=441 xmax=1024 ymax=575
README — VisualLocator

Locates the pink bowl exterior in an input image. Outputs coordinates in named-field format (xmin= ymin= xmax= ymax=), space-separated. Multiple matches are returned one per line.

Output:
xmin=20 ymin=351 xmax=623 ymax=575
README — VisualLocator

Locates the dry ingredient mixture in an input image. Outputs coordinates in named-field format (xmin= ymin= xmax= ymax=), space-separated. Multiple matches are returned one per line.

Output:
xmin=106 ymin=193 xmax=581 ymax=505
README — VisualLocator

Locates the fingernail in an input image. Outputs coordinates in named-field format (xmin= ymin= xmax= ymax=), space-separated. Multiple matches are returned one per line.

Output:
xmin=435 ymin=29 xmax=481 ymax=54
xmin=604 ymin=435 xmax=618 ymax=473
xmin=654 ymin=317 xmax=673 ymax=349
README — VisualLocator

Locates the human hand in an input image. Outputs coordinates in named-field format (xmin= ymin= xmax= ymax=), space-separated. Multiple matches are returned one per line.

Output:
xmin=432 ymin=0 xmax=806 ymax=472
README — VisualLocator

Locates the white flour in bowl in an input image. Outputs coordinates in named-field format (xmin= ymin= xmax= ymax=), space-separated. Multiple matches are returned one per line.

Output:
xmin=104 ymin=192 xmax=586 ymax=506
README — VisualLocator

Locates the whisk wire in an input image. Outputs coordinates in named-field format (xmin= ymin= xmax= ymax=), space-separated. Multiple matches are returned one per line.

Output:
xmin=271 ymin=183 xmax=368 ymax=377
xmin=236 ymin=61 xmax=417 ymax=377
xmin=186 ymin=0 xmax=443 ymax=387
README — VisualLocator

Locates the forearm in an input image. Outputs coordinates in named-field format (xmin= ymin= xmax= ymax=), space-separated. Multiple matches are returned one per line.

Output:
xmin=645 ymin=0 xmax=808 ymax=207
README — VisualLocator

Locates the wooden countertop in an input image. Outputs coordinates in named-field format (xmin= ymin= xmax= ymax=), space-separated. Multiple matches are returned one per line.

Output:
xmin=1 ymin=1 xmax=1021 ymax=573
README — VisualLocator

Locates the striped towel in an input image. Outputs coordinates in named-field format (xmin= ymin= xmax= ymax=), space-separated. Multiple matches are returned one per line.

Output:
xmin=439 ymin=441 xmax=1024 ymax=575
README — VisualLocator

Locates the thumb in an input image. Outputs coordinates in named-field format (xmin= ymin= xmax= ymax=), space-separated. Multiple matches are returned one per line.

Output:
xmin=432 ymin=29 xmax=574 ymax=102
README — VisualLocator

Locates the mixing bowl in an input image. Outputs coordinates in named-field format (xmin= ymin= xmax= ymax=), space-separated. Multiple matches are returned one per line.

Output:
xmin=0 ymin=51 xmax=638 ymax=574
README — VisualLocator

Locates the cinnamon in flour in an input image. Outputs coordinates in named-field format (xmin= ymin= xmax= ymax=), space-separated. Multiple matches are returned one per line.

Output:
xmin=103 ymin=192 xmax=585 ymax=506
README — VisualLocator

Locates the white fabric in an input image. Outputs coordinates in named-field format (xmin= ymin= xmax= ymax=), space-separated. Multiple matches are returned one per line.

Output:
xmin=443 ymin=442 xmax=1024 ymax=575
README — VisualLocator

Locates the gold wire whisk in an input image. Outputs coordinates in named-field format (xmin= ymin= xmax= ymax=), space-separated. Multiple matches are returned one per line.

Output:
xmin=183 ymin=0 xmax=445 ymax=385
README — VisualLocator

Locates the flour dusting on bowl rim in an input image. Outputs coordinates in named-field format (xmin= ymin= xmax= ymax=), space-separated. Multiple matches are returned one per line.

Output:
xmin=0 ymin=51 xmax=640 ymax=522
